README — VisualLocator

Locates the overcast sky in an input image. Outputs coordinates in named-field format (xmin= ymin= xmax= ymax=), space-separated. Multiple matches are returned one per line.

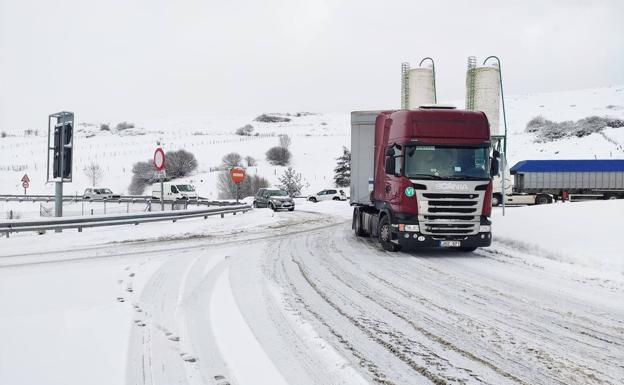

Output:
xmin=1 ymin=0 xmax=623 ymax=130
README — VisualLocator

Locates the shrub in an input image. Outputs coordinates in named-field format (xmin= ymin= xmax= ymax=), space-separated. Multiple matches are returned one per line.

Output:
xmin=128 ymin=150 xmax=198 ymax=194
xmin=116 ymin=121 xmax=135 ymax=131
xmin=254 ymin=114 xmax=291 ymax=123
xmin=166 ymin=149 xmax=198 ymax=178
xmin=525 ymin=115 xmax=622 ymax=142
xmin=100 ymin=123 xmax=110 ymax=131
xmin=235 ymin=124 xmax=254 ymax=136
xmin=0 ymin=131 xmax=6 ymax=138
xmin=266 ymin=146 xmax=291 ymax=166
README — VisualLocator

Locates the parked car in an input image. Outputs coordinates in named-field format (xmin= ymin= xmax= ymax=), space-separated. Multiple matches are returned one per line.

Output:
xmin=152 ymin=182 xmax=198 ymax=200
xmin=308 ymin=189 xmax=347 ymax=203
xmin=253 ymin=188 xmax=294 ymax=211
xmin=83 ymin=188 xmax=120 ymax=200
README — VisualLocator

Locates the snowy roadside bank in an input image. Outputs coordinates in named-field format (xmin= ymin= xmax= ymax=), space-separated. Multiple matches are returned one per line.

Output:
xmin=493 ymin=200 xmax=623 ymax=275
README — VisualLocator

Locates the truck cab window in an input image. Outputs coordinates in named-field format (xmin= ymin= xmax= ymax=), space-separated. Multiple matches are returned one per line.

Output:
xmin=385 ymin=145 xmax=403 ymax=176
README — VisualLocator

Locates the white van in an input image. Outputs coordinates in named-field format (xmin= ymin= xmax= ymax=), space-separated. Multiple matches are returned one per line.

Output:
xmin=152 ymin=182 xmax=198 ymax=200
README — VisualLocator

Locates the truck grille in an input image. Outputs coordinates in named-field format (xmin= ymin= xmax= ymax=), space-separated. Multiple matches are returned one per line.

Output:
xmin=417 ymin=191 xmax=483 ymax=236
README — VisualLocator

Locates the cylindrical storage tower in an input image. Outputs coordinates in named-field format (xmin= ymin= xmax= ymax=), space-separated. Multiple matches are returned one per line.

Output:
xmin=407 ymin=67 xmax=435 ymax=109
xmin=473 ymin=65 xmax=501 ymax=135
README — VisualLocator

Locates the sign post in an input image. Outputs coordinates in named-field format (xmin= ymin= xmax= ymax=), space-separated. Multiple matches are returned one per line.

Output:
xmin=21 ymin=174 xmax=30 ymax=195
xmin=154 ymin=148 xmax=166 ymax=211
xmin=47 ymin=111 xmax=74 ymax=232
xmin=230 ymin=167 xmax=246 ymax=204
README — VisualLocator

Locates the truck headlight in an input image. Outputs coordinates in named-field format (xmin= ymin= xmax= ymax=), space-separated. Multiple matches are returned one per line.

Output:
xmin=479 ymin=225 xmax=491 ymax=232
xmin=399 ymin=224 xmax=419 ymax=232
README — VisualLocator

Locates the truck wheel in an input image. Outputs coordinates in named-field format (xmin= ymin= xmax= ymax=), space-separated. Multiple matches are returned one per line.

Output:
xmin=353 ymin=208 xmax=367 ymax=237
xmin=457 ymin=247 xmax=477 ymax=252
xmin=535 ymin=194 xmax=550 ymax=205
xmin=378 ymin=216 xmax=400 ymax=252
xmin=605 ymin=194 xmax=618 ymax=200
xmin=270 ymin=203 xmax=276 ymax=211
xmin=492 ymin=194 xmax=501 ymax=207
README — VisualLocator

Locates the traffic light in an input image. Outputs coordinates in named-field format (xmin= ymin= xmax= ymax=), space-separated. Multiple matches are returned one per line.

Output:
xmin=52 ymin=122 xmax=73 ymax=179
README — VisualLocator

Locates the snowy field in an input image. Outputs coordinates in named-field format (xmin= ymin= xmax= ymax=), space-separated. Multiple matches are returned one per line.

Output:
xmin=1 ymin=85 xmax=624 ymax=385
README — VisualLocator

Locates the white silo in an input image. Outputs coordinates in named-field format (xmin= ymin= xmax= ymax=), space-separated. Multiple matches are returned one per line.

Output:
xmin=473 ymin=65 xmax=501 ymax=135
xmin=407 ymin=67 xmax=435 ymax=109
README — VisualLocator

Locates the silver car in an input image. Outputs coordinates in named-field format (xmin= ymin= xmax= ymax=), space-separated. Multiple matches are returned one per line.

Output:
xmin=83 ymin=188 xmax=119 ymax=200
xmin=253 ymin=188 xmax=295 ymax=211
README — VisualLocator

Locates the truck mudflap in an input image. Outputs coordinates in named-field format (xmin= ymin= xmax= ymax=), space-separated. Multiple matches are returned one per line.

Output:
xmin=395 ymin=231 xmax=491 ymax=249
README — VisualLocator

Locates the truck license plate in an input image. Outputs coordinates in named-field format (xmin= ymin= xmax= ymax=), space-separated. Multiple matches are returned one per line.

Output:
xmin=440 ymin=241 xmax=461 ymax=247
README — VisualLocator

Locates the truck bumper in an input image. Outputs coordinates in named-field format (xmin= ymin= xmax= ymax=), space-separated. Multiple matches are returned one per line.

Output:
xmin=396 ymin=231 xmax=492 ymax=249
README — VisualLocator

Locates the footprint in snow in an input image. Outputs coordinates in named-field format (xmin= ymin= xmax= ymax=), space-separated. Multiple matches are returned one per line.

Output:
xmin=168 ymin=335 xmax=180 ymax=342
xmin=116 ymin=297 xmax=125 ymax=303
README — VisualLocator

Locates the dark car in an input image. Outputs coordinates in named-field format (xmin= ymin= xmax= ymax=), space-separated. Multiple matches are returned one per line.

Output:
xmin=253 ymin=188 xmax=294 ymax=211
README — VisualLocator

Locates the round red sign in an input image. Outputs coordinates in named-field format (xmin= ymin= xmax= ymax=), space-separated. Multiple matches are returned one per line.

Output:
xmin=22 ymin=181 xmax=29 ymax=189
xmin=153 ymin=148 xmax=166 ymax=171
xmin=230 ymin=167 xmax=246 ymax=184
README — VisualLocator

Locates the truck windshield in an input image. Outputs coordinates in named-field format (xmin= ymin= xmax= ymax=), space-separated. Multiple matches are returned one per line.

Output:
xmin=176 ymin=185 xmax=195 ymax=192
xmin=404 ymin=145 xmax=490 ymax=180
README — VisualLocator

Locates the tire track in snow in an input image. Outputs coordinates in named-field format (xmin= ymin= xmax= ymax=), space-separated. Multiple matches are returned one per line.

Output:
xmin=329 ymin=228 xmax=623 ymax=385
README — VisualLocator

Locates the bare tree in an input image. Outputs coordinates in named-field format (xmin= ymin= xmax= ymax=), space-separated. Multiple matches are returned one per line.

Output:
xmin=217 ymin=172 xmax=269 ymax=199
xmin=222 ymin=152 xmax=242 ymax=167
xmin=245 ymin=155 xmax=257 ymax=167
xmin=84 ymin=162 xmax=104 ymax=187
xmin=279 ymin=134 xmax=291 ymax=148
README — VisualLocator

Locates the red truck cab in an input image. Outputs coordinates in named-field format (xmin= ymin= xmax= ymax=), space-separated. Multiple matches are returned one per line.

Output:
xmin=351 ymin=107 xmax=498 ymax=252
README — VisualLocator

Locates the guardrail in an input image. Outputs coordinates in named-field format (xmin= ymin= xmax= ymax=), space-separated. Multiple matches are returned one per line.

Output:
xmin=0 ymin=204 xmax=251 ymax=237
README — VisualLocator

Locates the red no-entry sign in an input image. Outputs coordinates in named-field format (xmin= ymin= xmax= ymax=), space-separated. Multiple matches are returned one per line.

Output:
xmin=22 ymin=181 xmax=29 ymax=189
xmin=153 ymin=148 xmax=166 ymax=171
xmin=230 ymin=167 xmax=245 ymax=184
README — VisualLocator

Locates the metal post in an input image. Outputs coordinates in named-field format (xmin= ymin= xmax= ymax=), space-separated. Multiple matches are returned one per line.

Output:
xmin=483 ymin=56 xmax=508 ymax=154
xmin=419 ymin=57 xmax=437 ymax=103
xmin=236 ymin=183 xmax=239 ymax=204
xmin=501 ymin=151 xmax=506 ymax=217
xmin=55 ymin=182 xmax=63 ymax=232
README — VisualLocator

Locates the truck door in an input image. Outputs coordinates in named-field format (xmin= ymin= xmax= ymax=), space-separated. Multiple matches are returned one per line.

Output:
xmin=384 ymin=144 xmax=403 ymax=210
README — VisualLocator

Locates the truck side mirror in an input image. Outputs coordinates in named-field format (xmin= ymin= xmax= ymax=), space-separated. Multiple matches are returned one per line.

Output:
xmin=385 ymin=147 xmax=394 ymax=156
xmin=385 ymin=156 xmax=395 ymax=175
xmin=490 ymin=156 xmax=500 ymax=177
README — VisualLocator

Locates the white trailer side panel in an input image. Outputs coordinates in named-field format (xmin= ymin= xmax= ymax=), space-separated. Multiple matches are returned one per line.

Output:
xmin=350 ymin=111 xmax=379 ymax=205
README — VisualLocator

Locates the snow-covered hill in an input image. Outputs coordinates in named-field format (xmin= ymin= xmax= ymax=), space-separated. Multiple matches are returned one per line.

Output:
xmin=0 ymin=85 xmax=623 ymax=200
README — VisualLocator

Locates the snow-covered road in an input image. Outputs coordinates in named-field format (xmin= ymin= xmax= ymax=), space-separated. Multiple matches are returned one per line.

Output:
xmin=1 ymin=202 xmax=622 ymax=385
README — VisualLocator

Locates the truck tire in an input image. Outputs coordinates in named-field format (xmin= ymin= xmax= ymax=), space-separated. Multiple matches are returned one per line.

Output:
xmin=535 ymin=194 xmax=550 ymax=205
xmin=605 ymin=194 xmax=618 ymax=200
xmin=492 ymin=193 xmax=501 ymax=207
xmin=353 ymin=208 xmax=368 ymax=237
xmin=378 ymin=216 xmax=400 ymax=252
